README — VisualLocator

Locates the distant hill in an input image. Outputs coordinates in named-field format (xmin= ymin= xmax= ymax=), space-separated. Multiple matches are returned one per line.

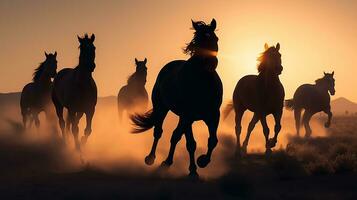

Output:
xmin=331 ymin=97 xmax=357 ymax=115
xmin=0 ymin=92 xmax=356 ymax=116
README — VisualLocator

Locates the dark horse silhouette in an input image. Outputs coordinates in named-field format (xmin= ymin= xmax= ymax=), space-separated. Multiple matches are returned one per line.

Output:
xmin=52 ymin=34 xmax=97 ymax=150
xmin=224 ymin=43 xmax=285 ymax=156
xmin=285 ymin=72 xmax=335 ymax=137
xmin=117 ymin=58 xmax=148 ymax=122
xmin=20 ymin=52 xmax=57 ymax=129
xmin=131 ymin=19 xmax=222 ymax=177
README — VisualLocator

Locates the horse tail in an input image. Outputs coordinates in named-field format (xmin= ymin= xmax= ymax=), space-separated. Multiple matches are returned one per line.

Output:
xmin=222 ymin=101 xmax=234 ymax=120
xmin=285 ymin=99 xmax=295 ymax=110
xmin=130 ymin=109 xmax=155 ymax=133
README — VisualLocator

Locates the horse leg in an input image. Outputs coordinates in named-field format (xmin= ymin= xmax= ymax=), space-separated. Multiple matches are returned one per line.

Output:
xmin=260 ymin=116 xmax=271 ymax=155
xmin=323 ymin=107 xmax=332 ymax=128
xmin=197 ymin=110 xmax=219 ymax=168
xmin=34 ymin=113 xmax=40 ymax=132
xmin=145 ymin=108 xmax=168 ymax=165
xmin=302 ymin=111 xmax=313 ymax=138
xmin=185 ymin=124 xmax=198 ymax=177
xmin=234 ymin=107 xmax=245 ymax=158
xmin=54 ymin=102 xmax=66 ymax=142
xmin=269 ymin=110 xmax=283 ymax=148
xmin=242 ymin=113 xmax=259 ymax=155
xmin=161 ymin=118 xmax=187 ymax=167
xmin=82 ymin=109 xmax=94 ymax=145
xmin=294 ymin=108 xmax=302 ymax=137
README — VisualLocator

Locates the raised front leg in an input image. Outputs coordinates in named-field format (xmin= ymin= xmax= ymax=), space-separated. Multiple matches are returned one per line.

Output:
xmin=323 ymin=107 xmax=332 ymax=128
xmin=197 ymin=111 xmax=220 ymax=168
xmin=270 ymin=109 xmax=283 ymax=148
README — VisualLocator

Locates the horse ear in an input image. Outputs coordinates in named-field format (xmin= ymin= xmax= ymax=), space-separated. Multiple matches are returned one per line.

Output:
xmin=45 ymin=51 xmax=49 ymax=58
xmin=192 ymin=20 xmax=199 ymax=31
xmin=276 ymin=43 xmax=280 ymax=51
xmin=90 ymin=34 xmax=95 ymax=42
xmin=264 ymin=43 xmax=269 ymax=50
xmin=77 ymin=35 xmax=82 ymax=43
xmin=324 ymin=71 xmax=327 ymax=76
xmin=54 ymin=51 xmax=57 ymax=57
xmin=210 ymin=18 xmax=217 ymax=31
xmin=144 ymin=58 xmax=147 ymax=64
xmin=332 ymin=71 xmax=334 ymax=76
xmin=135 ymin=58 xmax=139 ymax=64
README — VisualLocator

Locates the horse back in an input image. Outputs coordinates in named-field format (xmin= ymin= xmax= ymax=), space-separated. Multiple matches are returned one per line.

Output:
xmin=293 ymin=84 xmax=330 ymax=112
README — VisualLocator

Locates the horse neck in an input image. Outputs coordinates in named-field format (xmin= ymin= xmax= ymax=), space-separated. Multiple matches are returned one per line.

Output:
xmin=128 ymin=72 xmax=146 ymax=88
xmin=316 ymin=82 xmax=329 ymax=94
xmin=34 ymin=73 xmax=52 ymax=88
xmin=188 ymin=55 xmax=218 ymax=71
xmin=258 ymin=71 xmax=280 ymax=86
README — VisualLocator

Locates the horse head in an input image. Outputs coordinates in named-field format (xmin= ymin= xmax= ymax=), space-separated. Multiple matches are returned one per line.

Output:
xmin=135 ymin=58 xmax=148 ymax=73
xmin=323 ymin=71 xmax=335 ymax=95
xmin=78 ymin=33 xmax=96 ymax=72
xmin=184 ymin=19 xmax=218 ymax=57
xmin=257 ymin=43 xmax=283 ymax=76
xmin=44 ymin=51 xmax=58 ymax=78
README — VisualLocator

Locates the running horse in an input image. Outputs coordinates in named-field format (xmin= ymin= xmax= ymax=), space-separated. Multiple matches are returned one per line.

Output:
xmin=131 ymin=19 xmax=222 ymax=177
xmin=52 ymin=34 xmax=97 ymax=150
xmin=117 ymin=58 xmax=148 ymax=122
xmin=224 ymin=43 xmax=285 ymax=156
xmin=285 ymin=72 xmax=335 ymax=137
xmin=20 ymin=52 xmax=57 ymax=130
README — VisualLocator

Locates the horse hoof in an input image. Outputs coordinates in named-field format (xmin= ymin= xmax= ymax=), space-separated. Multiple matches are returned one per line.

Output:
xmin=324 ymin=122 xmax=330 ymax=128
xmin=188 ymin=171 xmax=199 ymax=180
xmin=160 ymin=160 xmax=172 ymax=168
xmin=145 ymin=155 xmax=155 ymax=165
xmin=265 ymin=149 xmax=272 ymax=157
xmin=267 ymin=138 xmax=277 ymax=148
xmin=197 ymin=155 xmax=210 ymax=168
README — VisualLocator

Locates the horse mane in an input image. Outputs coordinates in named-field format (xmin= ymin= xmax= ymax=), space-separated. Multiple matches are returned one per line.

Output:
xmin=315 ymin=77 xmax=326 ymax=85
xmin=257 ymin=50 xmax=268 ymax=73
xmin=32 ymin=62 xmax=46 ymax=82
xmin=183 ymin=21 xmax=207 ymax=56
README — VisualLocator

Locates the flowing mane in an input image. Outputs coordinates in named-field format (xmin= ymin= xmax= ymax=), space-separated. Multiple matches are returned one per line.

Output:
xmin=32 ymin=62 xmax=46 ymax=83
xmin=183 ymin=21 xmax=207 ymax=56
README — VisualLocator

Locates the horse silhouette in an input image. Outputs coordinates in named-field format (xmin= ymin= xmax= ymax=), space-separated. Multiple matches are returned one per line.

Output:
xmin=285 ymin=72 xmax=335 ymax=137
xmin=52 ymin=34 xmax=97 ymax=150
xmin=224 ymin=43 xmax=285 ymax=156
xmin=20 ymin=52 xmax=58 ymax=130
xmin=130 ymin=19 xmax=222 ymax=177
xmin=117 ymin=58 xmax=148 ymax=122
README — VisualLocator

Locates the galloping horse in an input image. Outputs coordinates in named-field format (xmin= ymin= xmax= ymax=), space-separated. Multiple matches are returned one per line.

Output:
xmin=117 ymin=58 xmax=148 ymax=122
xmin=285 ymin=72 xmax=335 ymax=137
xmin=131 ymin=19 xmax=222 ymax=177
xmin=52 ymin=34 xmax=97 ymax=150
xmin=224 ymin=43 xmax=285 ymax=156
xmin=20 ymin=52 xmax=57 ymax=129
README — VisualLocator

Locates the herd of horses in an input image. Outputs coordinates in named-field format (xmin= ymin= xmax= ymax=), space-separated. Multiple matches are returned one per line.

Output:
xmin=19 ymin=19 xmax=336 ymax=177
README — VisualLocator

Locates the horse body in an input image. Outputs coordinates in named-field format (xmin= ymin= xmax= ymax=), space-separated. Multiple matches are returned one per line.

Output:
xmin=285 ymin=72 xmax=335 ymax=137
xmin=224 ymin=43 xmax=284 ymax=156
xmin=20 ymin=52 xmax=57 ymax=129
xmin=118 ymin=58 xmax=148 ymax=121
xmin=131 ymin=19 xmax=221 ymax=177
xmin=52 ymin=34 xmax=97 ymax=150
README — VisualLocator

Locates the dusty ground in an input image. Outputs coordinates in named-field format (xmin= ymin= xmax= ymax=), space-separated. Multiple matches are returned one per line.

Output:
xmin=0 ymin=98 xmax=356 ymax=199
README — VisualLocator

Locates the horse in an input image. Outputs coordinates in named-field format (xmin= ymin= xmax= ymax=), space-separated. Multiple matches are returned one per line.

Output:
xmin=20 ymin=52 xmax=58 ymax=130
xmin=224 ymin=43 xmax=285 ymax=156
xmin=52 ymin=34 xmax=97 ymax=150
xmin=130 ymin=19 xmax=222 ymax=177
xmin=117 ymin=58 xmax=148 ymax=122
xmin=285 ymin=72 xmax=335 ymax=137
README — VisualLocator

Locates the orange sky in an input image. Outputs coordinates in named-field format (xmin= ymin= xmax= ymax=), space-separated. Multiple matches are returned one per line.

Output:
xmin=1 ymin=0 xmax=356 ymax=101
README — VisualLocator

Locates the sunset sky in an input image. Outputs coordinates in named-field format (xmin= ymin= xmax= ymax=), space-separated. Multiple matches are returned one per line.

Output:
xmin=1 ymin=0 xmax=356 ymax=101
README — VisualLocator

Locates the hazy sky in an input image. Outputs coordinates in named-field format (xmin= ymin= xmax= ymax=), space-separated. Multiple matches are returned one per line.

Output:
xmin=1 ymin=0 xmax=356 ymax=101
